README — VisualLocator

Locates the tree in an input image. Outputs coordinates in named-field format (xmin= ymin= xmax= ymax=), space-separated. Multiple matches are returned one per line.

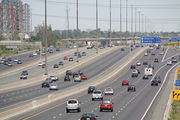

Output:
xmin=0 ymin=33 xmax=5 ymax=41
xmin=12 ymin=30 xmax=20 ymax=40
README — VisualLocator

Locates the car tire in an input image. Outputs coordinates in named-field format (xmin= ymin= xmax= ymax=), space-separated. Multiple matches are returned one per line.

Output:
xmin=66 ymin=109 xmax=69 ymax=113
xmin=100 ymin=109 xmax=102 ymax=112
xmin=92 ymin=98 xmax=94 ymax=101
xmin=111 ymin=109 xmax=113 ymax=112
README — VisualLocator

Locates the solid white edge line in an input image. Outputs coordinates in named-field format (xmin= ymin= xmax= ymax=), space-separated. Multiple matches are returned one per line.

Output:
xmin=140 ymin=62 xmax=180 ymax=120
xmin=162 ymin=47 xmax=169 ymax=62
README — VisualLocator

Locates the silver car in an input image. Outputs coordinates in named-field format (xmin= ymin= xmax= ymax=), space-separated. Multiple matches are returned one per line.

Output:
xmin=66 ymin=99 xmax=81 ymax=113
xmin=74 ymin=75 xmax=81 ymax=82
xmin=49 ymin=83 xmax=58 ymax=90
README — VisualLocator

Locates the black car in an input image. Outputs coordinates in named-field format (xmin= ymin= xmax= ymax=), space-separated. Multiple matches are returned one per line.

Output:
xmin=42 ymin=81 xmax=50 ymax=88
xmin=127 ymin=85 xmax=136 ymax=92
xmin=69 ymin=57 xmax=73 ymax=61
xmin=80 ymin=113 xmax=97 ymax=120
xmin=172 ymin=57 xmax=177 ymax=63
xmin=143 ymin=75 xmax=149 ymax=79
xmin=121 ymin=48 xmax=125 ymax=51
xmin=88 ymin=86 xmax=96 ymax=94
xmin=64 ymin=75 xmax=71 ymax=81
xmin=53 ymin=64 xmax=59 ymax=68
xmin=7 ymin=63 xmax=13 ymax=67
xmin=22 ymin=70 xmax=28 ymax=75
xmin=17 ymin=60 xmax=22 ymax=64
xmin=151 ymin=80 xmax=158 ymax=86
xmin=154 ymin=76 xmax=161 ymax=83
xmin=59 ymin=61 xmax=64 ymax=65
xmin=143 ymin=61 xmax=148 ymax=65
xmin=154 ymin=58 xmax=158 ymax=62
xmin=82 ymin=52 xmax=86 ymax=56
xmin=66 ymin=70 xmax=72 ymax=76
xmin=148 ymin=64 xmax=154 ymax=69
xmin=7 ymin=58 xmax=12 ymax=61
xmin=78 ymin=53 xmax=82 ymax=58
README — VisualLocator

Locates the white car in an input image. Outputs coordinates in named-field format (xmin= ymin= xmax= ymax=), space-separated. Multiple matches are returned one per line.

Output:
xmin=167 ymin=60 xmax=172 ymax=65
xmin=104 ymin=87 xmax=114 ymax=95
xmin=50 ymin=76 xmax=58 ymax=82
xmin=14 ymin=59 xmax=19 ymax=62
xmin=92 ymin=90 xmax=103 ymax=101
xmin=159 ymin=52 xmax=164 ymax=55
xmin=20 ymin=75 xmax=27 ymax=79
xmin=136 ymin=62 xmax=141 ymax=66
xmin=38 ymin=62 xmax=45 ymax=66
xmin=74 ymin=75 xmax=81 ymax=82
xmin=144 ymin=53 xmax=148 ymax=56
xmin=49 ymin=84 xmax=58 ymax=90
xmin=66 ymin=99 xmax=81 ymax=113
xmin=33 ymin=52 xmax=38 ymax=56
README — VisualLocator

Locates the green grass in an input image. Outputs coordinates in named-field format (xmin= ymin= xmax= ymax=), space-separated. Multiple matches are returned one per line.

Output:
xmin=169 ymin=101 xmax=180 ymax=120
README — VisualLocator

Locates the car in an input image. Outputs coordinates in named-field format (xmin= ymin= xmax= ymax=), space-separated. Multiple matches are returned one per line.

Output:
xmin=81 ymin=74 xmax=87 ymax=80
xmin=49 ymin=83 xmax=58 ymax=90
xmin=74 ymin=52 xmax=79 ymax=56
xmin=22 ymin=70 xmax=28 ymax=75
xmin=7 ymin=62 xmax=13 ymax=67
xmin=144 ymin=53 xmax=148 ymax=56
xmin=136 ymin=62 xmax=141 ymax=66
xmin=82 ymin=52 xmax=86 ymax=56
xmin=143 ymin=61 xmax=148 ymax=65
xmin=104 ymin=87 xmax=114 ymax=95
xmin=13 ymin=59 xmax=19 ymax=62
xmin=148 ymin=64 xmax=154 ymax=69
xmin=64 ymin=56 xmax=68 ymax=60
xmin=121 ymin=48 xmax=125 ymax=51
xmin=151 ymin=53 xmax=155 ymax=55
xmin=154 ymin=76 xmax=161 ymax=83
xmin=154 ymin=58 xmax=158 ymax=62
xmin=92 ymin=90 xmax=103 ymax=101
xmin=29 ymin=54 xmax=33 ymax=57
xmin=73 ymin=72 xmax=79 ymax=78
xmin=132 ymin=69 xmax=138 ymax=77
xmin=143 ymin=75 xmax=149 ymax=79
xmin=127 ymin=85 xmax=136 ymax=92
xmin=78 ymin=53 xmax=82 ymax=58
xmin=159 ymin=52 xmax=164 ymax=55
xmin=99 ymin=100 xmax=113 ymax=112
xmin=64 ymin=75 xmax=71 ymax=81
xmin=53 ymin=64 xmax=59 ymax=68
xmin=50 ymin=76 xmax=58 ymax=82
xmin=172 ymin=58 xmax=177 ymax=63
xmin=74 ymin=75 xmax=81 ymax=82
xmin=80 ymin=113 xmax=97 ymax=120
xmin=59 ymin=61 xmax=64 ymax=65
xmin=167 ymin=60 xmax=172 ymax=65
xmin=33 ymin=52 xmax=38 ymax=56
xmin=122 ymin=80 xmax=129 ymax=86
xmin=151 ymin=80 xmax=158 ymax=86
xmin=66 ymin=99 xmax=81 ymax=113
xmin=20 ymin=74 xmax=27 ymax=79
xmin=66 ymin=70 xmax=72 ymax=76
xmin=38 ymin=62 xmax=45 ymax=66
xmin=17 ymin=60 xmax=22 ymax=64
xmin=42 ymin=64 xmax=46 ymax=68
xmin=41 ymin=81 xmax=50 ymax=88
xmin=88 ymin=86 xmax=96 ymax=94
xmin=130 ymin=65 xmax=136 ymax=69
xmin=69 ymin=57 xmax=73 ymax=61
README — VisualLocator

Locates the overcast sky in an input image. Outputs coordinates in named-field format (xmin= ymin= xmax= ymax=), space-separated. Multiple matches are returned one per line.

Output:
xmin=22 ymin=0 xmax=180 ymax=32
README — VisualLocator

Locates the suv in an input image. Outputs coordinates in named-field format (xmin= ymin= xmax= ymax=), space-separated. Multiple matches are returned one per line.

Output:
xmin=66 ymin=99 xmax=81 ymax=113
xmin=88 ymin=86 xmax=96 ymax=94
xmin=92 ymin=90 xmax=103 ymax=101
xmin=127 ymin=85 xmax=136 ymax=92
xmin=154 ymin=76 xmax=161 ymax=83
xmin=42 ymin=81 xmax=50 ymax=88
xmin=22 ymin=70 xmax=28 ymax=75
xmin=132 ymin=69 xmax=138 ymax=77
xmin=151 ymin=80 xmax=158 ymax=86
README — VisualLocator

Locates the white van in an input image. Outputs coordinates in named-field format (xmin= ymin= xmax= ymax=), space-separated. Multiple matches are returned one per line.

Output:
xmin=144 ymin=68 xmax=153 ymax=76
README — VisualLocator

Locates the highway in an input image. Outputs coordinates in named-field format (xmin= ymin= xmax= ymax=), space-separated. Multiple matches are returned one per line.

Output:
xmin=9 ymin=46 xmax=180 ymax=120
xmin=0 ymin=47 xmax=131 ymax=109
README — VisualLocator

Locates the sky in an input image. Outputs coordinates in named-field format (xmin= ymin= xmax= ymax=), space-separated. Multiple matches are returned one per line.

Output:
xmin=21 ymin=0 xmax=180 ymax=32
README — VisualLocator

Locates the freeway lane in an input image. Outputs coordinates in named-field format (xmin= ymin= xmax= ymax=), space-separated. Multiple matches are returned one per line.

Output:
xmin=15 ymin=47 xmax=180 ymax=120
xmin=0 ymin=47 xmax=130 ymax=109
xmin=0 ymin=47 xmax=93 ymax=85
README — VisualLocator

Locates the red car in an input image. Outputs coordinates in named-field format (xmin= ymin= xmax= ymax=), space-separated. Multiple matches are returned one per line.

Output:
xmin=64 ymin=56 xmax=68 ymax=60
xmin=81 ymin=75 xmax=87 ymax=80
xmin=122 ymin=80 xmax=129 ymax=86
xmin=151 ymin=53 xmax=155 ymax=55
xmin=100 ymin=100 xmax=113 ymax=112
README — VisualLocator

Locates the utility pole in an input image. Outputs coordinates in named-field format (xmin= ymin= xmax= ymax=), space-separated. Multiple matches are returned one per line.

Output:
xmin=142 ymin=14 xmax=144 ymax=36
xmin=134 ymin=8 xmax=137 ymax=35
xmin=138 ymin=11 xmax=141 ymax=35
xmin=66 ymin=4 xmax=70 ymax=39
xmin=109 ymin=0 xmax=112 ymax=47
xmin=76 ymin=0 xmax=79 ymax=62
xmin=120 ymin=0 xmax=122 ymax=40
xmin=126 ymin=0 xmax=128 ymax=33
xmin=44 ymin=0 xmax=48 ymax=75
xmin=131 ymin=5 xmax=133 ymax=35
xmin=96 ymin=0 xmax=98 ymax=53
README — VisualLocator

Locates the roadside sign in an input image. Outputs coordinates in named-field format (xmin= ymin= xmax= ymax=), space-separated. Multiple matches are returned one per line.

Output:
xmin=169 ymin=38 xmax=180 ymax=44
xmin=141 ymin=37 xmax=161 ymax=43
xmin=175 ymin=80 xmax=180 ymax=86
xmin=177 ymin=69 xmax=180 ymax=74
xmin=172 ymin=89 xmax=180 ymax=100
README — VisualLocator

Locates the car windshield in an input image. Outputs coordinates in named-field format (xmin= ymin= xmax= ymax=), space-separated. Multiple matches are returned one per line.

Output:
xmin=103 ymin=100 xmax=111 ymax=104
xmin=105 ymin=88 xmax=112 ymax=91
xmin=94 ymin=91 xmax=101 ymax=94
xmin=68 ymin=100 xmax=77 ymax=104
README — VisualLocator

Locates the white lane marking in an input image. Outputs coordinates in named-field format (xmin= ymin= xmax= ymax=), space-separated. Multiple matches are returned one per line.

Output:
xmin=140 ymin=62 xmax=180 ymax=120
xmin=163 ymin=52 xmax=180 ymax=62
xmin=162 ymin=47 xmax=169 ymax=62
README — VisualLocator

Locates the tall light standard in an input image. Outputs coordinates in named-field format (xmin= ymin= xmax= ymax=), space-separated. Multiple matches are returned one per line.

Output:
xmin=76 ymin=0 xmax=79 ymax=62
xmin=109 ymin=0 xmax=112 ymax=46
xmin=131 ymin=5 xmax=133 ymax=35
xmin=142 ymin=13 xmax=144 ymax=35
xmin=126 ymin=0 xmax=128 ymax=33
xmin=96 ymin=0 xmax=98 ymax=53
xmin=138 ymin=11 xmax=141 ymax=35
xmin=44 ymin=0 xmax=48 ymax=75
xmin=120 ymin=0 xmax=122 ymax=40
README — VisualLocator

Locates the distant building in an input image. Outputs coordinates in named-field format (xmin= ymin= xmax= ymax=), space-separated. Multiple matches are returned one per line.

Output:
xmin=0 ymin=0 xmax=31 ymax=35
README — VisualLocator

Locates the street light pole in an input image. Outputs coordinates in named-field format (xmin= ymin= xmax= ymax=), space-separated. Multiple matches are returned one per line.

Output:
xmin=76 ymin=0 xmax=79 ymax=62
xmin=96 ymin=0 xmax=98 ymax=53
xmin=109 ymin=0 xmax=112 ymax=47
xmin=126 ymin=0 xmax=128 ymax=33
xmin=138 ymin=11 xmax=141 ymax=35
xmin=44 ymin=0 xmax=48 ymax=75
xmin=120 ymin=0 xmax=122 ymax=40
